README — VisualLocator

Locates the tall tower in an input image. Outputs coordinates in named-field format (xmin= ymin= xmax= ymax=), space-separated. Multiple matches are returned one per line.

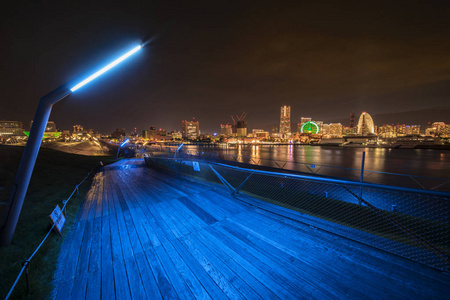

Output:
xmin=357 ymin=112 xmax=375 ymax=135
xmin=279 ymin=106 xmax=291 ymax=136
xmin=350 ymin=112 xmax=355 ymax=128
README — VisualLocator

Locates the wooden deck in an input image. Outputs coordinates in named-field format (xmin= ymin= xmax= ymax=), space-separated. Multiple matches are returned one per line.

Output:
xmin=53 ymin=159 xmax=449 ymax=299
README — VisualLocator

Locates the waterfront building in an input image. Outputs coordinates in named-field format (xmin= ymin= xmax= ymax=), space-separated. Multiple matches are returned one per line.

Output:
xmin=111 ymin=128 xmax=126 ymax=139
xmin=73 ymin=125 xmax=83 ymax=133
xmin=279 ymin=106 xmax=291 ymax=136
xmin=0 ymin=121 xmax=24 ymax=137
xmin=182 ymin=119 xmax=200 ymax=140
xmin=378 ymin=124 xmax=396 ymax=138
xmin=322 ymin=124 xmax=330 ymax=135
xmin=329 ymin=123 xmax=343 ymax=137
xmin=171 ymin=131 xmax=182 ymax=140
xmin=220 ymin=124 xmax=232 ymax=136
xmin=300 ymin=117 xmax=312 ymax=127
xmin=316 ymin=121 xmax=324 ymax=134
xmin=30 ymin=120 xmax=57 ymax=132
xmin=252 ymin=129 xmax=269 ymax=139
xmin=426 ymin=122 xmax=449 ymax=137
xmin=143 ymin=127 xmax=167 ymax=140
xmin=357 ymin=112 xmax=375 ymax=135
xmin=405 ymin=125 xmax=420 ymax=136
xmin=396 ymin=124 xmax=407 ymax=136
xmin=236 ymin=120 xmax=247 ymax=137
xmin=343 ymin=126 xmax=357 ymax=136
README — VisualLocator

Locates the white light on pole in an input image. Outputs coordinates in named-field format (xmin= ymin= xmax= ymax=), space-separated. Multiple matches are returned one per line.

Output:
xmin=0 ymin=44 xmax=142 ymax=246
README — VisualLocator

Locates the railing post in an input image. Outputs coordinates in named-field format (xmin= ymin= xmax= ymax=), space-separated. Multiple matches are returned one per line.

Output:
xmin=359 ymin=151 xmax=365 ymax=206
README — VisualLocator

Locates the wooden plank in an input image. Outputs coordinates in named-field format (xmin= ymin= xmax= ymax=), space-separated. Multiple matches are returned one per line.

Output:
xmin=179 ymin=235 xmax=245 ymax=300
xmin=69 ymin=274 xmax=88 ymax=300
xmin=228 ymin=213 xmax=404 ymax=298
xmin=101 ymin=215 xmax=112 ymax=269
xmin=172 ymin=198 xmax=207 ymax=229
xmin=124 ymin=257 xmax=147 ymax=299
xmin=89 ymin=217 xmax=102 ymax=272
xmin=111 ymin=189 xmax=133 ymax=259
xmin=113 ymin=260 xmax=132 ymax=299
xmin=76 ymin=219 xmax=93 ymax=277
xmin=145 ymin=247 xmax=180 ymax=299
xmin=161 ymin=240 xmax=212 ymax=300
xmin=177 ymin=196 xmax=218 ymax=225
xmin=200 ymin=227 xmax=294 ymax=299
xmin=169 ymin=237 xmax=228 ymax=299
xmin=54 ymin=280 xmax=74 ymax=300
xmin=161 ymin=199 xmax=197 ymax=235
xmin=114 ymin=171 xmax=153 ymax=251
xmin=101 ymin=264 xmax=115 ymax=300
xmin=153 ymin=201 xmax=187 ymax=238
xmin=62 ymin=220 xmax=87 ymax=279
xmin=193 ymin=229 xmax=280 ymax=300
xmin=109 ymin=204 xmax=123 ymax=262
xmin=153 ymin=244 xmax=195 ymax=299
xmin=185 ymin=233 xmax=263 ymax=300
xmin=218 ymin=219 xmax=343 ymax=298
xmin=206 ymin=224 xmax=312 ymax=298
xmin=85 ymin=270 xmax=101 ymax=300
xmin=135 ymin=252 xmax=163 ymax=299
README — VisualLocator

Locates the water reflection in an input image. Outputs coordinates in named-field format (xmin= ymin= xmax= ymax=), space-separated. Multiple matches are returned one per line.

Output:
xmin=185 ymin=145 xmax=450 ymax=180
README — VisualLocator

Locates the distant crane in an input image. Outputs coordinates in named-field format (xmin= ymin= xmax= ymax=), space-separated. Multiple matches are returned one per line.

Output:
xmin=231 ymin=112 xmax=248 ymax=137
xmin=231 ymin=112 xmax=247 ymax=125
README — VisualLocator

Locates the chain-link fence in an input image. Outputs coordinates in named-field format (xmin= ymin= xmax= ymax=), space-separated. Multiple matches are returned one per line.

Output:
xmin=144 ymin=155 xmax=450 ymax=272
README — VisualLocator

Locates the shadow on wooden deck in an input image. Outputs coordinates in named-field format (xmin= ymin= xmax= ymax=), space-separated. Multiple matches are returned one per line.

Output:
xmin=53 ymin=159 xmax=449 ymax=299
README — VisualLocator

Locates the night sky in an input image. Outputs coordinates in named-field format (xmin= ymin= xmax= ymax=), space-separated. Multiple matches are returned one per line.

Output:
xmin=1 ymin=0 xmax=449 ymax=134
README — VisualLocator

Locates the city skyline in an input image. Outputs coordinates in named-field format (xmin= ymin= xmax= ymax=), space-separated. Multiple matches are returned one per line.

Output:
xmin=1 ymin=1 xmax=449 ymax=134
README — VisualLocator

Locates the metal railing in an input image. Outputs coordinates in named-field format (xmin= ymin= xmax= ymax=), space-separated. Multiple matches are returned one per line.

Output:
xmin=144 ymin=155 xmax=450 ymax=272
xmin=145 ymin=145 xmax=450 ymax=192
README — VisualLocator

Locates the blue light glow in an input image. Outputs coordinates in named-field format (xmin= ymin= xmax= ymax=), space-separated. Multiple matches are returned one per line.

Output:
xmin=177 ymin=143 xmax=184 ymax=151
xmin=120 ymin=139 xmax=130 ymax=147
xmin=70 ymin=45 xmax=142 ymax=92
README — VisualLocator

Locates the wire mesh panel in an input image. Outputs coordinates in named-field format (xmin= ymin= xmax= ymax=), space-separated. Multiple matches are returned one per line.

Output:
xmin=144 ymin=156 xmax=450 ymax=271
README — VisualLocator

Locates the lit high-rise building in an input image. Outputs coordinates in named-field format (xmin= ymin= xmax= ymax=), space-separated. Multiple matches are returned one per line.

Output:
xmin=405 ymin=125 xmax=420 ymax=135
xmin=329 ymin=123 xmax=343 ymax=137
xmin=279 ymin=106 xmax=291 ymax=136
xmin=300 ymin=117 xmax=311 ymax=126
xmin=182 ymin=118 xmax=200 ymax=140
xmin=220 ymin=124 xmax=232 ymax=136
xmin=357 ymin=112 xmax=375 ymax=135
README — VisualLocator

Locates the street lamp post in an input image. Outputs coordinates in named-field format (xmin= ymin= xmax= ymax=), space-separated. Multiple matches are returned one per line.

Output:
xmin=116 ymin=139 xmax=130 ymax=159
xmin=0 ymin=45 xmax=142 ymax=246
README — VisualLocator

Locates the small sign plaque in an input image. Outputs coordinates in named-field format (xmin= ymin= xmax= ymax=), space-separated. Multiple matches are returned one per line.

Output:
xmin=193 ymin=161 xmax=201 ymax=172
xmin=49 ymin=205 xmax=66 ymax=236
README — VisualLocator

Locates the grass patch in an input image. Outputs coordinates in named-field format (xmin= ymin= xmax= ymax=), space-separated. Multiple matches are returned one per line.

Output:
xmin=0 ymin=145 xmax=115 ymax=299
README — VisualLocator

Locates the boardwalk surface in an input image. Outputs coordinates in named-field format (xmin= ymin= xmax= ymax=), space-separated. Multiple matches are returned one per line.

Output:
xmin=53 ymin=159 xmax=449 ymax=299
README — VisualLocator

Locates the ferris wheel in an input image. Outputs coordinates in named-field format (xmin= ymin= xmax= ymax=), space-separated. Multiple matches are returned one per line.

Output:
xmin=300 ymin=121 xmax=319 ymax=134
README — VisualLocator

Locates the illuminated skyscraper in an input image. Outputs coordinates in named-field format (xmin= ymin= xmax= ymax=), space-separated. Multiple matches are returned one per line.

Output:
xmin=357 ymin=112 xmax=375 ymax=135
xmin=279 ymin=106 xmax=291 ymax=136
xmin=350 ymin=113 xmax=355 ymax=128
xmin=182 ymin=118 xmax=200 ymax=140
xmin=220 ymin=124 xmax=232 ymax=136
